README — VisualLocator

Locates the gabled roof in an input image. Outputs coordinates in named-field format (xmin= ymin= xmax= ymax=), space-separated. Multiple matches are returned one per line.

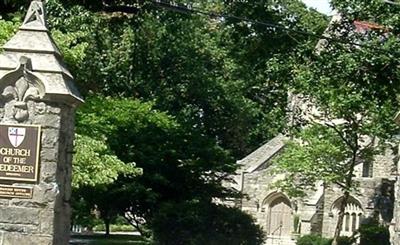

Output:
xmin=237 ymin=134 xmax=286 ymax=173
xmin=353 ymin=20 xmax=387 ymax=32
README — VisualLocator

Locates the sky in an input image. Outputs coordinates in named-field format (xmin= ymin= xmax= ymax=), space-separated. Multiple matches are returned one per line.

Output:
xmin=301 ymin=0 xmax=333 ymax=15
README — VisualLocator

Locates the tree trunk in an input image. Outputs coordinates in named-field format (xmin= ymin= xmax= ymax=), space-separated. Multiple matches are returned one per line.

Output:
xmin=124 ymin=215 xmax=144 ymax=236
xmin=332 ymin=143 xmax=358 ymax=245
xmin=332 ymin=191 xmax=350 ymax=245
xmin=104 ymin=218 xmax=111 ymax=237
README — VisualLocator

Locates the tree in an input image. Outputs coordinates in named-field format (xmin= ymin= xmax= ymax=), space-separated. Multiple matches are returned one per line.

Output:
xmin=220 ymin=0 xmax=328 ymax=155
xmin=45 ymin=1 xmax=251 ymax=239
xmin=73 ymin=134 xmax=141 ymax=189
xmin=275 ymin=6 xmax=400 ymax=244
xmin=152 ymin=201 xmax=264 ymax=245
xmin=72 ymin=132 xmax=142 ymax=236
xmin=0 ymin=0 xmax=335 ymax=242
xmin=45 ymin=0 xmax=328 ymax=159
xmin=73 ymin=95 xmax=179 ymax=236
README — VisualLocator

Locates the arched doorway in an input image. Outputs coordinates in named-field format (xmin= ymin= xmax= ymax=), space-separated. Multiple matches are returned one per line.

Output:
xmin=263 ymin=193 xmax=293 ymax=236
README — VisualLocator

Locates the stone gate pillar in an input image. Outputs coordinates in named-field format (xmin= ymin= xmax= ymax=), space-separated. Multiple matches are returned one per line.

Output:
xmin=0 ymin=1 xmax=83 ymax=244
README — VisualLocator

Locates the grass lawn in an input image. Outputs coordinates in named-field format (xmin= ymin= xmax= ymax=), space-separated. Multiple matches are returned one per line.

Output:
xmin=70 ymin=234 xmax=150 ymax=245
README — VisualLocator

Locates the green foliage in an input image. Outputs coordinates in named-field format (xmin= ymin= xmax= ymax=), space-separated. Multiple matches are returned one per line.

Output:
xmin=76 ymin=95 xmax=178 ymax=140
xmin=296 ymin=234 xmax=332 ymax=245
xmin=73 ymin=95 xmax=179 ymax=232
xmin=51 ymin=29 xmax=89 ymax=69
xmin=152 ymin=201 xmax=264 ymax=245
xmin=0 ymin=0 xmax=333 ymax=242
xmin=0 ymin=1 xmax=27 ymax=13
xmin=71 ymin=197 xmax=101 ymax=229
xmin=73 ymin=134 xmax=141 ymax=188
xmin=358 ymin=219 xmax=390 ymax=245
xmin=331 ymin=0 xmax=400 ymax=29
xmin=275 ymin=124 xmax=349 ymax=197
xmin=0 ymin=16 xmax=19 ymax=47
xmin=43 ymin=0 xmax=329 ymax=159
xmin=297 ymin=234 xmax=354 ymax=245
xmin=336 ymin=236 xmax=356 ymax=245
xmin=277 ymin=0 xmax=400 ymax=241
xmin=221 ymin=0 xmax=329 ymax=154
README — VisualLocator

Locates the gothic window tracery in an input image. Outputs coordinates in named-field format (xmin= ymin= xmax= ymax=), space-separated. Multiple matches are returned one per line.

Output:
xmin=332 ymin=197 xmax=364 ymax=236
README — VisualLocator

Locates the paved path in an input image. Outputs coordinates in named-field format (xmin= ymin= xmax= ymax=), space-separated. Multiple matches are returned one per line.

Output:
xmin=69 ymin=232 xmax=143 ymax=245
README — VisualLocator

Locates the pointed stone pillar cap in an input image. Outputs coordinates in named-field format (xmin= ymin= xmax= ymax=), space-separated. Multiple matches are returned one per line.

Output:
xmin=0 ymin=0 xmax=83 ymax=106
xmin=20 ymin=0 xmax=47 ymax=31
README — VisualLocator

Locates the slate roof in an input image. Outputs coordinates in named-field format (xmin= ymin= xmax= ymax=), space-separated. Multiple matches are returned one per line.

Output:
xmin=237 ymin=134 xmax=287 ymax=173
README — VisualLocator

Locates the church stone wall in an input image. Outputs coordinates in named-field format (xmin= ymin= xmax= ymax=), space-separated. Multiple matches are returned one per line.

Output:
xmin=373 ymin=148 xmax=397 ymax=178
xmin=240 ymin=167 xmax=321 ymax=237
xmin=241 ymin=168 xmax=277 ymax=230
xmin=321 ymin=180 xmax=377 ymax=237
xmin=237 ymin=136 xmax=397 ymax=244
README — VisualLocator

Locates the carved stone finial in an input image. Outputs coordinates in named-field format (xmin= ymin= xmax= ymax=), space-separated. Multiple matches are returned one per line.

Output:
xmin=21 ymin=1 xmax=47 ymax=31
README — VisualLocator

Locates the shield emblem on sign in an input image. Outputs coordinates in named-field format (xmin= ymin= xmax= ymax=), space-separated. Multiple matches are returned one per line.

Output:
xmin=8 ymin=127 xmax=26 ymax=148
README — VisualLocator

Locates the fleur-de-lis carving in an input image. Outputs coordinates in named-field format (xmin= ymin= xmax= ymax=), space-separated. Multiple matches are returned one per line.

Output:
xmin=2 ymin=78 xmax=41 ymax=122
xmin=0 ymin=56 xmax=45 ymax=122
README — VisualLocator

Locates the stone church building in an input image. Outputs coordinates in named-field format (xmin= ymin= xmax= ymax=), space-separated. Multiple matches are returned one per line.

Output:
xmin=227 ymin=14 xmax=400 ymax=245
xmin=229 ymin=93 xmax=399 ymax=245
xmin=229 ymin=96 xmax=399 ymax=245
xmin=231 ymin=133 xmax=397 ymax=245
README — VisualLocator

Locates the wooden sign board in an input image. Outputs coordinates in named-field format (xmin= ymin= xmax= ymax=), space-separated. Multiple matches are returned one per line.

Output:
xmin=0 ymin=124 xmax=41 ymax=182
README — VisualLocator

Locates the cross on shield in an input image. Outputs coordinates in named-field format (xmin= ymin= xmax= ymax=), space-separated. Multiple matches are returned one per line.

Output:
xmin=8 ymin=127 xmax=26 ymax=148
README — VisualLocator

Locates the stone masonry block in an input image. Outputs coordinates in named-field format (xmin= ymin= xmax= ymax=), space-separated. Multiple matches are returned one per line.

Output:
xmin=3 ymin=233 xmax=53 ymax=245
xmin=41 ymin=129 xmax=60 ymax=148
xmin=0 ymin=207 xmax=40 ymax=225
xmin=32 ymin=114 xmax=60 ymax=129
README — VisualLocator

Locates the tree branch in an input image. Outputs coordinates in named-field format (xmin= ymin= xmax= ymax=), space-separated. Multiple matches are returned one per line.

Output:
xmin=124 ymin=211 xmax=146 ymax=236
xmin=324 ymin=121 xmax=355 ymax=150
xmin=333 ymin=181 xmax=346 ymax=189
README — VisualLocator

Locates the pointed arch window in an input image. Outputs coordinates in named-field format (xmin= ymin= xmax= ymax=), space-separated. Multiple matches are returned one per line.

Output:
xmin=331 ymin=196 xmax=364 ymax=236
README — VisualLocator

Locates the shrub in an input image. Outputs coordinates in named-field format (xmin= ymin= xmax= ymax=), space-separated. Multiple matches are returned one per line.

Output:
xmin=152 ymin=201 xmax=264 ymax=245
xmin=358 ymin=219 xmax=390 ymax=245
xmin=337 ymin=236 xmax=356 ymax=245
xmin=297 ymin=234 xmax=355 ymax=245
xmin=297 ymin=234 xmax=331 ymax=245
